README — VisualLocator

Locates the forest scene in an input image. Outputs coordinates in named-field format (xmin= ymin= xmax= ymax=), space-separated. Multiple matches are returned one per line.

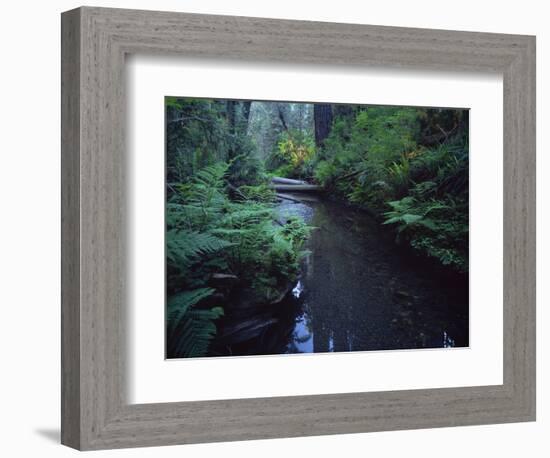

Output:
xmin=165 ymin=96 xmax=469 ymax=359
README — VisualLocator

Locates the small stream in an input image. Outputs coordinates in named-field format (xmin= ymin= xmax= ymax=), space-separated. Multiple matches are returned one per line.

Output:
xmin=211 ymin=194 xmax=468 ymax=357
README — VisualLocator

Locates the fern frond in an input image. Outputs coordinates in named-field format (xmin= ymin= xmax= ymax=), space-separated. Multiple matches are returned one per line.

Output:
xmin=166 ymin=229 xmax=233 ymax=268
xmin=193 ymin=162 xmax=229 ymax=188
xmin=167 ymin=288 xmax=215 ymax=330
xmin=167 ymin=288 xmax=224 ymax=358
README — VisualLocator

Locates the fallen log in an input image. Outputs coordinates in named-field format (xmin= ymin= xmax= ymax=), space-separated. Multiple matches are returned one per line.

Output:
xmin=271 ymin=184 xmax=321 ymax=192
xmin=271 ymin=176 xmax=306 ymax=185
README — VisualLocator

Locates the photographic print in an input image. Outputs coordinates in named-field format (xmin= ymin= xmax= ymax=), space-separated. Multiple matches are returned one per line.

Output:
xmin=165 ymin=97 xmax=469 ymax=359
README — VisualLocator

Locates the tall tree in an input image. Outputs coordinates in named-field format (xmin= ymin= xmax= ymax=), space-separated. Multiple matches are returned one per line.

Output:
xmin=314 ymin=104 xmax=333 ymax=147
xmin=226 ymin=100 xmax=253 ymax=159
xmin=242 ymin=101 xmax=252 ymax=127
xmin=277 ymin=104 xmax=289 ymax=131
xmin=225 ymin=100 xmax=237 ymax=159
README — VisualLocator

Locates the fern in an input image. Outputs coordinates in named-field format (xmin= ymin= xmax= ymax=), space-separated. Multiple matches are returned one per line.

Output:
xmin=236 ymin=184 xmax=277 ymax=202
xmin=172 ymin=307 xmax=224 ymax=357
xmin=383 ymin=195 xmax=467 ymax=271
xmin=165 ymin=162 xmax=311 ymax=356
xmin=167 ymin=288 xmax=215 ymax=330
xmin=172 ymin=162 xmax=230 ymax=228
xmin=383 ymin=197 xmax=448 ymax=232
xmin=166 ymin=229 xmax=233 ymax=268
xmin=167 ymin=288 xmax=224 ymax=358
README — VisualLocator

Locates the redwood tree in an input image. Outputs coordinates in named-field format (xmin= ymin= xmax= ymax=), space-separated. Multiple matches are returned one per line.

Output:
xmin=314 ymin=104 xmax=333 ymax=147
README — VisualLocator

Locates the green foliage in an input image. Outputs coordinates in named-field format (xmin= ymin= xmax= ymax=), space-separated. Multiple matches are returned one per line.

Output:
xmin=383 ymin=195 xmax=468 ymax=271
xmin=165 ymin=96 xmax=185 ymax=110
xmin=379 ymin=140 xmax=469 ymax=272
xmin=166 ymin=229 xmax=233 ymax=269
xmin=166 ymin=161 xmax=310 ymax=357
xmin=211 ymin=202 xmax=310 ymax=303
xmin=166 ymin=98 xmax=263 ymax=187
xmin=387 ymin=156 xmax=411 ymax=197
xmin=235 ymin=183 xmax=277 ymax=203
xmin=166 ymin=98 xmax=230 ymax=183
xmin=267 ymin=130 xmax=316 ymax=178
xmin=227 ymin=152 xmax=266 ymax=187
xmin=312 ymin=106 xmax=468 ymax=271
xmin=354 ymin=108 xmax=420 ymax=161
xmin=313 ymin=107 xmax=421 ymax=205
xmin=167 ymin=162 xmax=229 ymax=232
xmin=166 ymin=288 xmax=224 ymax=358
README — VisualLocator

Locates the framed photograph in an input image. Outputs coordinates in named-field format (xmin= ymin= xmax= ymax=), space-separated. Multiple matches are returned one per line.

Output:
xmin=61 ymin=6 xmax=536 ymax=450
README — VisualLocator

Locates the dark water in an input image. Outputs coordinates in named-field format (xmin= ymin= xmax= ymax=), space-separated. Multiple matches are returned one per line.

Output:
xmin=210 ymin=195 xmax=468 ymax=357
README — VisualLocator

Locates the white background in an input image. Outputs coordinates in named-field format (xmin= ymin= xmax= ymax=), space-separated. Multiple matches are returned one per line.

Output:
xmin=128 ymin=57 xmax=503 ymax=403
xmin=0 ymin=0 xmax=546 ymax=457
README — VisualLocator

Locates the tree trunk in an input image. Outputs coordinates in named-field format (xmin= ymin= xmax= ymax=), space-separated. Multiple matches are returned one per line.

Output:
xmin=226 ymin=100 xmax=236 ymax=132
xmin=242 ymin=101 xmax=252 ymax=126
xmin=314 ymin=104 xmax=333 ymax=147
xmin=277 ymin=104 xmax=289 ymax=131
xmin=226 ymin=100 xmax=237 ymax=159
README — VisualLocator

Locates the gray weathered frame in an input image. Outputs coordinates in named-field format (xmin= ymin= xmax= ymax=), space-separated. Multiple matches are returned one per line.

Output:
xmin=61 ymin=6 xmax=536 ymax=451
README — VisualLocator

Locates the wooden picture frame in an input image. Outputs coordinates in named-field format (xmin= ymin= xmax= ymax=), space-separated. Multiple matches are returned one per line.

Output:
xmin=61 ymin=6 xmax=536 ymax=450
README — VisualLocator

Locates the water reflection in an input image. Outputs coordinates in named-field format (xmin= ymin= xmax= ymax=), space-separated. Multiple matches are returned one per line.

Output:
xmin=292 ymin=281 xmax=304 ymax=298
xmin=287 ymin=312 xmax=314 ymax=353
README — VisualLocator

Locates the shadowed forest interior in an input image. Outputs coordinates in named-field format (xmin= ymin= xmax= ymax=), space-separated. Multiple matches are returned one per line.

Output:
xmin=165 ymin=97 xmax=469 ymax=359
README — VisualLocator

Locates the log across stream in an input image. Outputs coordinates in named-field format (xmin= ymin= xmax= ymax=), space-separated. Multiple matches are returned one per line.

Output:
xmin=270 ymin=176 xmax=322 ymax=192
xmin=209 ymin=191 xmax=469 ymax=356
